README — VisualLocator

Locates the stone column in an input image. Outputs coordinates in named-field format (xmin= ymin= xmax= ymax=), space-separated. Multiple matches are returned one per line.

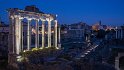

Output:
xmin=58 ymin=26 xmax=61 ymax=49
xmin=12 ymin=17 xmax=15 ymax=53
xmin=37 ymin=20 xmax=39 ymax=48
xmin=9 ymin=16 xmax=14 ymax=54
xmin=120 ymin=29 xmax=121 ymax=39
xmin=118 ymin=30 xmax=120 ymax=39
xmin=15 ymin=15 xmax=20 ymax=54
xmin=115 ymin=57 xmax=120 ymax=70
xmin=12 ymin=16 xmax=15 ymax=53
xmin=41 ymin=20 xmax=45 ymax=49
xmin=47 ymin=19 xmax=52 ymax=47
xmin=14 ymin=17 xmax=16 ymax=54
xmin=58 ymin=27 xmax=61 ymax=44
xmin=54 ymin=20 xmax=58 ymax=49
xmin=27 ymin=18 xmax=32 ymax=50
xmin=35 ymin=19 xmax=39 ymax=48
xmin=18 ymin=18 xmax=22 ymax=52
xmin=21 ymin=20 xmax=23 ymax=51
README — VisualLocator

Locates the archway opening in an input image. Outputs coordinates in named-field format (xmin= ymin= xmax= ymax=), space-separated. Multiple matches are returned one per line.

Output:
xmin=119 ymin=56 xmax=124 ymax=70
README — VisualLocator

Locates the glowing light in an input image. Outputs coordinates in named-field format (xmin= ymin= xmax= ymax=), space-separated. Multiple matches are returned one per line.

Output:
xmin=87 ymin=50 xmax=90 ymax=53
xmin=52 ymin=31 xmax=54 ymax=33
xmin=32 ymin=28 xmax=36 ymax=34
xmin=45 ymin=47 xmax=49 ymax=48
xmin=17 ymin=56 xmax=21 ymax=59
xmin=39 ymin=47 xmax=44 ymax=49
xmin=84 ymin=53 xmax=88 ymax=55
xmin=32 ymin=48 xmax=38 ymax=51
xmin=56 ymin=47 xmax=59 ymax=49
xmin=45 ymin=32 xmax=47 ymax=34
xmin=23 ymin=50 xmax=26 ymax=52
xmin=81 ymin=55 xmax=85 ymax=57
xmin=17 ymin=56 xmax=22 ymax=62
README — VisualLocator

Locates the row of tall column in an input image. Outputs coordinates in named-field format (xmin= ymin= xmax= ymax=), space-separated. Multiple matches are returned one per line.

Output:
xmin=48 ymin=19 xmax=52 ymax=47
xmin=10 ymin=15 xmax=60 ymax=54
xmin=116 ymin=28 xmax=123 ymax=39
xmin=35 ymin=19 xmax=39 ymax=48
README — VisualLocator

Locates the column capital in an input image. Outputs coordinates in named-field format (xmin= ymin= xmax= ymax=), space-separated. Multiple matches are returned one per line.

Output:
xmin=36 ymin=19 xmax=40 ymax=22
xmin=46 ymin=18 xmax=53 ymax=22
xmin=40 ymin=18 xmax=46 ymax=22
xmin=14 ymin=15 xmax=20 ymax=18
xmin=31 ymin=17 xmax=36 ymax=20
xmin=54 ymin=20 xmax=58 ymax=27
xmin=19 ymin=17 xmax=24 ymax=20
xmin=10 ymin=15 xmax=14 ymax=19
xmin=54 ymin=20 xmax=58 ymax=23
xmin=27 ymin=18 xmax=32 ymax=21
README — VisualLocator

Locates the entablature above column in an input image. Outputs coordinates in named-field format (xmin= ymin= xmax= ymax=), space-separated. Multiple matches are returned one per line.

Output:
xmin=7 ymin=8 xmax=56 ymax=22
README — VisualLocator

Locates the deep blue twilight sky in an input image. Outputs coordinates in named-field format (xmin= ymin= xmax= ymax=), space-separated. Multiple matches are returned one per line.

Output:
xmin=0 ymin=0 xmax=124 ymax=26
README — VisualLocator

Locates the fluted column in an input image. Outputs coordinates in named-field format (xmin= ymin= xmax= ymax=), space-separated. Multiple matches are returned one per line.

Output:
xmin=58 ymin=27 xmax=61 ymax=44
xmin=21 ymin=19 xmax=23 ymax=51
xmin=58 ymin=26 xmax=61 ymax=49
xmin=27 ymin=18 xmax=32 ymax=50
xmin=18 ymin=18 xmax=22 ymax=52
xmin=37 ymin=20 xmax=39 ymax=48
xmin=12 ymin=16 xmax=15 ymax=53
xmin=47 ymin=19 xmax=52 ymax=47
xmin=15 ymin=15 xmax=20 ymax=54
xmin=12 ymin=17 xmax=15 ymax=53
xmin=9 ymin=16 xmax=15 ymax=53
xmin=54 ymin=20 xmax=58 ymax=49
xmin=118 ymin=30 xmax=120 ymax=39
xmin=41 ymin=20 xmax=45 ymax=49
xmin=35 ymin=19 xmax=39 ymax=48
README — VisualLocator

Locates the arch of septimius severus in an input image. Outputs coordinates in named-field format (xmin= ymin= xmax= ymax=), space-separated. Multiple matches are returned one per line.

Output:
xmin=8 ymin=8 xmax=61 ymax=55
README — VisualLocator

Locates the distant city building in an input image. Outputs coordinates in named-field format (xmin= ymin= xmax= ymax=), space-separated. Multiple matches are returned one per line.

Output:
xmin=121 ymin=25 xmax=124 ymax=39
xmin=92 ymin=21 xmax=109 ymax=30
xmin=115 ymin=26 xmax=124 ymax=39
xmin=105 ymin=25 xmax=124 ymax=40
xmin=61 ymin=22 xmax=91 ymax=43
xmin=92 ymin=21 xmax=101 ymax=30
xmin=102 ymin=25 xmax=107 ymax=30
xmin=68 ymin=22 xmax=86 ymax=38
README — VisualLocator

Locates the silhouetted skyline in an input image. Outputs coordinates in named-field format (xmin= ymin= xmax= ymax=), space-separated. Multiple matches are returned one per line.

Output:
xmin=0 ymin=0 xmax=124 ymax=26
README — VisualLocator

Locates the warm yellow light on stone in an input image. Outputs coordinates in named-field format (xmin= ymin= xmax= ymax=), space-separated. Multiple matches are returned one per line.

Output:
xmin=52 ymin=31 xmax=54 ymax=33
xmin=32 ymin=48 xmax=38 ymax=51
xmin=56 ymin=47 xmax=59 ymax=49
xmin=45 ymin=47 xmax=49 ymax=48
xmin=23 ymin=50 xmax=26 ymax=52
xmin=39 ymin=47 xmax=44 ymax=49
